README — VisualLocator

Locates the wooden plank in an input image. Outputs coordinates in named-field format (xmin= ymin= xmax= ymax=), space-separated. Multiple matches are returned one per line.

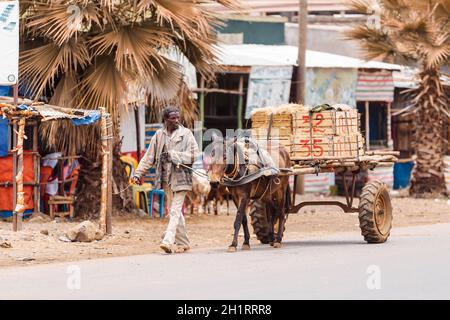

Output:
xmin=12 ymin=121 xmax=17 ymax=231
xmin=237 ymin=75 xmax=244 ymax=130
xmin=291 ymin=134 xmax=364 ymax=158
xmin=365 ymin=101 xmax=370 ymax=151
xmin=33 ymin=123 xmax=40 ymax=215
xmin=99 ymin=108 xmax=108 ymax=234
xmin=13 ymin=118 xmax=26 ymax=231
xmin=192 ymin=88 xmax=244 ymax=95
xmin=252 ymin=127 xmax=292 ymax=136
xmin=106 ymin=117 xmax=113 ymax=235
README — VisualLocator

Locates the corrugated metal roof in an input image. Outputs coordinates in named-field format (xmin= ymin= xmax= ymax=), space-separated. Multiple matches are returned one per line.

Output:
xmin=217 ymin=44 xmax=402 ymax=70
xmin=393 ymin=66 xmax=450 ymax=88
xmin=205 ymin=0 xmax=350 ymax=13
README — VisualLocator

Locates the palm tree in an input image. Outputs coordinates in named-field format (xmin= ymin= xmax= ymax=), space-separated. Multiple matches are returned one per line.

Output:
xmin=347 ymin=0 xmax=449 ymax=196
xmin=20 ymin=0 xmax=240 ymax=217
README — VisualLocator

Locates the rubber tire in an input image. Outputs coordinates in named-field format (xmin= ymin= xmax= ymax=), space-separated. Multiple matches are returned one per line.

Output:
xmin=250 ymin=201 xmax=286 ymax=244
xmin=358 ymin=180 xmax=393 ymax=243
xmin=249 ymin=200 xmax=271 ymax=244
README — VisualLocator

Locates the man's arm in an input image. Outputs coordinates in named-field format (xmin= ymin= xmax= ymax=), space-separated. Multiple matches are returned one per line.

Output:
xmin=134 ymin=132 xmax=157 ymax=179
xmin=169 ymin=131 xmax=200 ymax=165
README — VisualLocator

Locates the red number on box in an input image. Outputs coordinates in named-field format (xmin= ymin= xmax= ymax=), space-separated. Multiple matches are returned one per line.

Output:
xmin=312 ymin=139 xmax=324 ymax=156
xmin=313 ymin=113 xmax=325 ymax=133
xmin=301 ymin=115 xmax=310 ymax=133
xmin=299 ymin=139 xmax=311 ymax=156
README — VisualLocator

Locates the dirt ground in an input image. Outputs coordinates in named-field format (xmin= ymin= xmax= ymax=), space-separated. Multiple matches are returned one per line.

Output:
xmin=1 ymin=194 xmax=449 ymax=268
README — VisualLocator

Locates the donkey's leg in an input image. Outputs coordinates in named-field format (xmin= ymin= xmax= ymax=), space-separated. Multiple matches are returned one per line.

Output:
xmin=267 ymin=204 xmax=275 ymax=246
xmin=228 ymin=196 xmax=249 ymax=252
xmin=274 ymin=190 xmax=286 ymax=248
xmin=241 ymin=211 xmax=251 ymax=250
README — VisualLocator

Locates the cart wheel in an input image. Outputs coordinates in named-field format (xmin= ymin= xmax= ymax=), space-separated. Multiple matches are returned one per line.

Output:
xmin=249 ymin=200 xmax=271 ymax=244
xmin=250 ymin=201 xmax=286 ymax=244
xmin=358 ymin=180 xmax=393 ymax=243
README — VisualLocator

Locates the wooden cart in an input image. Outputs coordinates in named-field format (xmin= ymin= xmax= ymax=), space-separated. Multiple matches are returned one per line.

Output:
xmin=249 ymin=150 xmax=398 ymax=244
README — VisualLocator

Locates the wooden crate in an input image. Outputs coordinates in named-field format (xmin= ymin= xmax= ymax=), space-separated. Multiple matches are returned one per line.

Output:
xmin=293 ymin=109 xmax=359 ymax=136
xmin=291 ymin=134 xmax=365 ymax=159
xmin=254 ymin=139 xmax=292 ymax=153
xmin=251 ymin=127 xmax=292 ymax=138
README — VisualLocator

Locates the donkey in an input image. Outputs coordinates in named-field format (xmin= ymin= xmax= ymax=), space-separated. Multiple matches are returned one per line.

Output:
xmin=207 ymin=136 xmax=291 ymax=252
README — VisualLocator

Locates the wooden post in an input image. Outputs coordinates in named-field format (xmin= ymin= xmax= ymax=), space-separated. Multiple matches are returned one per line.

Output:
xmin=12 ymin=121 xmax=17 ymax=230
xmin=237 ymin=75 xmax=244 ymax=130
xmin=32 ymin=122 xmax=41 ymax=215
xmin=365 ymin=101 xmax=370 ymax=151
xmin=387 ymin=102 xmax=393 ymax=149
xmin=99 ymin=108 xmax=109 ymax=233
xmin=297 ymin=0 xmax=307 ymax=104
xmin=13 ymin=118 xmax=26 ymax=231
xmin=134 ymin=107 xmax=141 ymax=162
xmin=106 ymin=117 xmax=113 ymax=235
xmin=199 ymin=77 xmax=205 ymax=151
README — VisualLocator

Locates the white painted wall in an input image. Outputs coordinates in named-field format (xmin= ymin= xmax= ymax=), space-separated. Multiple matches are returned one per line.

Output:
xmin=119 ymin=106 xmax=146 ymax=154
xmin=285 ymin=23 xmax=363 ymax=59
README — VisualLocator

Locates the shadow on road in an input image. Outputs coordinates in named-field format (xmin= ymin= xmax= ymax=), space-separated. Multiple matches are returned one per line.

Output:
xmin=203 ymin=239 xmax=367 ymax=254
xmin=281 ymin=240 xmax=366 ymax=248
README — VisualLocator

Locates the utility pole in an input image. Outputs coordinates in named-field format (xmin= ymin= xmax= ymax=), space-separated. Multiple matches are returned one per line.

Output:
xmin=296 ymin=0 xmax=308 ymax=196
xmin=297 ymin=0 xmax=307 ymax=104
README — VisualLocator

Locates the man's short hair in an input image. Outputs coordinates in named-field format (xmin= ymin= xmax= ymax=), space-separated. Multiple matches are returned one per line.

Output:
xmin=163 ymin=106 xmax=180 ymax=120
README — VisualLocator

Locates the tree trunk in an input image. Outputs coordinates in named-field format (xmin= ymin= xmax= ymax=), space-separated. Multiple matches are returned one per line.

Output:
xmin=410 ymin=68 xmax=448 ymax=196
xmin=111 ymin=125 xmax=135 ymax=214
xmin=75 ymin=121 xmax=135 ymax=219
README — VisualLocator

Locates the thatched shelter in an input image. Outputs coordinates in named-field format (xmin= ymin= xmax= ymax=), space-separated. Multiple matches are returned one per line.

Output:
xmin=0 ymin=96 xmax=112 ymax=233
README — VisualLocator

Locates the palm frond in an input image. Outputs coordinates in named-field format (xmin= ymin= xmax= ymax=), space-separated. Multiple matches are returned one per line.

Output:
xmin=77 ymin=56 xmax=129 ymax=121
xmin=20 ymin=39 xmax=91 ymax=98
xmin=90 ymin=24 xmax=172 ymax=76
xmin=142 ymin=57 xmax=184 ymax=105
xmin=349 ymin=0 xmax=371 ymax=14
xmin=49 ymin=74 xmax=80 ymax=108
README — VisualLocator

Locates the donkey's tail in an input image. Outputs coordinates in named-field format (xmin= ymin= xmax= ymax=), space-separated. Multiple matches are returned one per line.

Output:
xmin=285 ymin=182 xmax=291 ymax=214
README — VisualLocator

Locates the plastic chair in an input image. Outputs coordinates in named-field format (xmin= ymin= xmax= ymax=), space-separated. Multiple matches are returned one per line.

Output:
xmin=148 ymin=189 xmax=165 ymax=218
xmin=132 ymin=184 xmax=152 ymax=210
xmin=120 ymin=155 xmax=138 ymax=178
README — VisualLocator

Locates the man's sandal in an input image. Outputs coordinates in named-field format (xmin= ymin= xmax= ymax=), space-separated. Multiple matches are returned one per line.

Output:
xmin=160 ymin=242 xmax=172 ymax=254
xmin=174 ymin=246 xmax=190 ymax=253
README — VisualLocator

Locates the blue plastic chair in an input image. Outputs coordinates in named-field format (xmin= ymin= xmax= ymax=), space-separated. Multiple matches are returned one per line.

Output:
xmin=148 ymin=189 xmax=165 ymax=218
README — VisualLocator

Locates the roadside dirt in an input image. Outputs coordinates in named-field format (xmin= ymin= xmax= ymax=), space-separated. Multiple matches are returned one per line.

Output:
xmin=1 ymin=195 xmax=449 ymax=268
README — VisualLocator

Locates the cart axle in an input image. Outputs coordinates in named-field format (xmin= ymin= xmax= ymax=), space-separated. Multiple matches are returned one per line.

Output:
xmin=289 ymin=201 xmax=359 ymax=214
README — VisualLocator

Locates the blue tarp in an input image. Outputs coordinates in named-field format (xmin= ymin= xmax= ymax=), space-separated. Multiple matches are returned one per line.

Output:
xmin=71 ymin=111 xmax=101 ymax=126
xmin=0 ymin=118 xmax=9 ymax=157
xmin=0 ymin=86 xmax=11 ymax=96
xmin=0 ymin=210 xmax=33 ymax=219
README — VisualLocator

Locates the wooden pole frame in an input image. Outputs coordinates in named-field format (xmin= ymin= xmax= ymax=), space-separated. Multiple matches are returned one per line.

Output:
xmin=106 ymin=117 xmax=113 ymax=235
xmin=387 ymin=102 xmax=393 ymax=149
xmin=13 ymin=118 xmax=26 ymax=231
xmin=32 ymin=122 xmax=41 ymax=216
xmin=365 ymin=101 xmax=370 ymax=151
xmin=99 ymin=108 xmax=112 ymax=234
xmin=297 ymin=0 xmax=307 ymax=104
xmin=199 ymin=77 xmax=205 ymax=151
xmin=237 ymin=75 xmax=244 ymax=130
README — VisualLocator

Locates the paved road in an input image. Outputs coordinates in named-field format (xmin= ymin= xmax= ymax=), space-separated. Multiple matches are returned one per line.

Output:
xmin=1 ymin=223 xmax=449 ymax=300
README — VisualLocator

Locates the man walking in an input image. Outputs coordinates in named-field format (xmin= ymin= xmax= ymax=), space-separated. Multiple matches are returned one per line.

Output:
xmin=131 ymin=106 xmax=199 ymax=254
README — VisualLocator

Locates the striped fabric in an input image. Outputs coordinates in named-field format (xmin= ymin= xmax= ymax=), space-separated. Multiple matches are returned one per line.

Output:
xmin=356 ymin=70 xmax=395 ymax=102
xmin=368 ymin=166 xmax=394 ymax=190
xmin=304 ymin=173 xmax=334 ymax=194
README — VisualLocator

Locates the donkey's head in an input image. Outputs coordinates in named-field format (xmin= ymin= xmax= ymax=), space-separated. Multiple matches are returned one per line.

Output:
xmin=205 ymin=133 xmax=227 ymax=188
